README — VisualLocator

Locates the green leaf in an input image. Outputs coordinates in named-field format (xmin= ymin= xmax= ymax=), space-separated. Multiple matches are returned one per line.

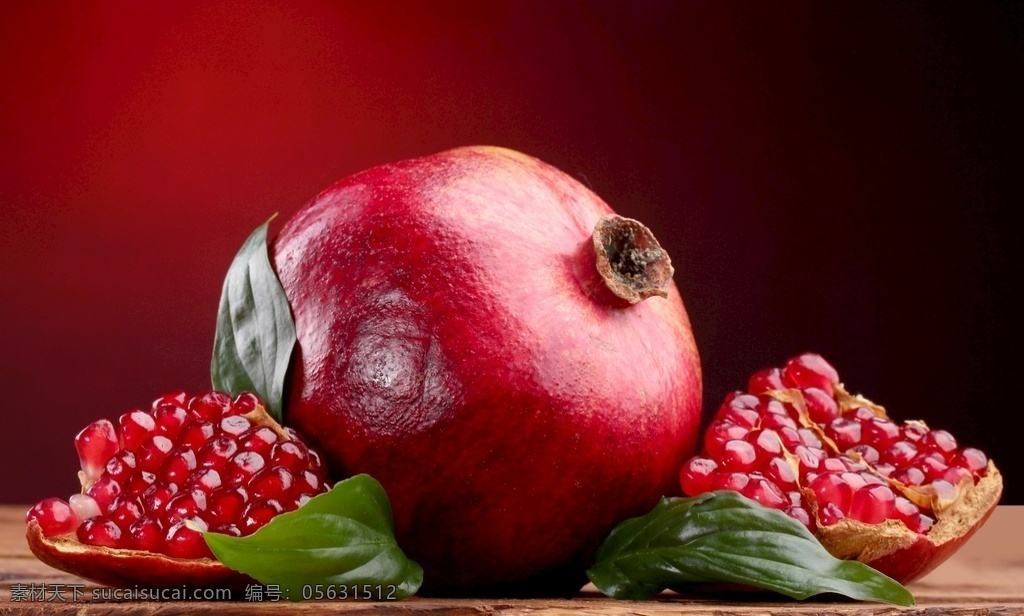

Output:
xmin=204 ymin=474 xmax=423 ymax=601
xmin=587 ymin=491 xmax=914 ymax=606
xmin=211 ymin=216 xmax=296 ymax=422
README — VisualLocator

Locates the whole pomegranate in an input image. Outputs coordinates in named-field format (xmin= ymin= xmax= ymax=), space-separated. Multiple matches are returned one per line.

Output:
xmin=680 ymin=353 xmax=1002 ymax=584
xmin=273 ymin=146 xmax=702 ymax=591
xmin=25 ymin=391 xmax=329 ymax=587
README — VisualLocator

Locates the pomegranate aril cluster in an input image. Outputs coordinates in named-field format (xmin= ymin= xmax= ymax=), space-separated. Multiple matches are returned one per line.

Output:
xmin=26 ymin=391 xmax=329 ymax=559
xmin=680 ymin=353 xmax=990 ymax=534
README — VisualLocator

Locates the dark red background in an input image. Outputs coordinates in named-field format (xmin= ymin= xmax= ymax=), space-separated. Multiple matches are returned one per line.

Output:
xmin=2 ymin=2 xmax=1021 ymax=504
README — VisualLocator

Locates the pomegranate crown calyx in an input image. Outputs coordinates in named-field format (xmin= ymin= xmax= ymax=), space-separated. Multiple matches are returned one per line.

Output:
xmin=578 ymin=215 xmax=674 ymax=306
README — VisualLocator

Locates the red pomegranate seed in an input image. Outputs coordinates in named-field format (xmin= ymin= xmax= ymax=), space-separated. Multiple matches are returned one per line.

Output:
xmin=782 ymin=353 xmax=839 ymax=394
xmin=197 ymin=436 xmax=239 ymax=470
xmin=913 ymin=453 xmax=949 ymax=481
xmin=26 ymin=498 xmax=78 ymax=537
xmin=794 ymin=446 xmax=825 ymax=472
xmin=747 ymin=429 xmax=783 ymax=464
xmin=874 ymin=462 xmax=895 ymax=477
xmin=921 ymin=429 xmax=958 ymax=460
xmin=823 ymin=457 xmax=851 ymax=473
xmin=862 ymin=417 xmax=901 ymax=448
xmin=841 ymin=472 xmax=869 ymax=491
xmin=762 ymin=457 xmax=797 ymax=488
xmin=931 ymin=479 xmax=959 ymax=502
xmin=760 ymin=413 xmax=798 ymax=431
xmin=164 ymin=519 xmax=213 ymax=558
xmin=270 ymin=441 xmax=309 ymax=473
xmin=724 ymin=392 xmax=760 ymax=410
xmin=75 ymin=420 xmax=119 ymax=481
xmin=703 ymin=421 xmax=750 ymax=457
xmin=208 ymin=487 xmax=249 ymax=526
xmin=239 ymin=427 xmax=279 ymax=456
xmin=294 ymin=471 xmax=322 ymax=497
xmin=862 ymin=471 xmax=887 ymax=486
xmin=142 ymin=482 xmax=178 ymax=511
xmin=164 ymin=490 xmax=208 ymax=525
xmin=86 ymin=477 xmax=122 ymax=511
xmin=307 ymin=449 xmax=325 ymax=475
xmin=720 ymin=440 xmax=758 ymax=472
xmin=161 ymin=448 xmax=197 ymax=485
xmin=797 ymin=428 xmax=823 ymax=448
xmin=249 ymin=467 xmax=296 ymax=501
xmin=136 ymin=436 xmax=174 ymax=473
xmin=777 ymin=427 xmax=801 ymax=448
xmin=108 ymin=495 xmax=145 ymax=528
xmin=188 ymin=391 xmax=233 ymax=421
xmin=105 ymin=451 xmax=137 ymax=480
xmin=233 ymin=392 xmax=262 ymax=414
xmin=241 ymin=500 xmax=284 ymax=536
xmin=756 ymin=398 xmax=790 ymax=417
xmin=151 ymin=391 xmax=187 ymax=410
xmin=892 ymin=466 xmax=925 ymax=486
xmin=154 ymin=405 xmax=189 ymax=440
xmin=119 ymin=411 xmax=155 ymax=450
xmin=848 ymin=485 xmax=896 ymax=524
xmin=828 ymin=418 xmax=862 ymax=450
xmin=128 ymin=516 xmax=163 ymax=551
xmin=742 ymin=476 xmax=787 ymax=509
xmin=803 ymin=388 xmax=839 ymax=423
xmin=178 ymin=422 xmax=215 ymax=450
xmin=184 ymin=469 xmax=223 ymax=494
xmin=893 ymin=496 xmax=919 ymax=520
xmin=224 ymin=451 xmax=267 ymax=485
xmin=720 ymin=403 xmax=759 ymax=428
xmin=882 ymin=441 xmax=918 ymax=466
xmin=748 ymin=368 xmax=784 ymax=393
xmin=952 ymin=448 xmax=988 ymax=474
xmin=126 ymin=471 xmax=157 ymax=493
xmin=709 ymin=472 xmax=750 ymax=492
xmin=942 ymin=466 xmax=973 ymax=486
xmin=680 ymin=456 xmax=718 ymax=495
xmin=77 ymin=516 xmax=122 ymax=548
xmin=808 ymin=474 xmax=852 ymax=515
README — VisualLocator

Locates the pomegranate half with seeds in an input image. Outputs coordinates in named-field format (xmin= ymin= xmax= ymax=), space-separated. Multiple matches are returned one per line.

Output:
xmin=25 ymin=391 xmax=330 ymax=587
xmin=680 ymin=353 xmax=1002 ymax=584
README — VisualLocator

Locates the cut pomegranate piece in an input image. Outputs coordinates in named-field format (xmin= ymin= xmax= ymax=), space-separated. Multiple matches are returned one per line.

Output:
xmin=679 ymin=353 xmax=1002 ymax=584
xmin=26 ymin=391 xmax=331 ymax=588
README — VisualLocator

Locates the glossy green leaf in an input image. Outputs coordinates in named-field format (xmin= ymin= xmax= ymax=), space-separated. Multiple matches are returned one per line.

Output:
xmin=204 ymin=474 xmax=423 ymax=601
xmin=587 ymin=491 xmax=914 ymax=606
xmin=211 ymin=216 xmax=295 ymax=422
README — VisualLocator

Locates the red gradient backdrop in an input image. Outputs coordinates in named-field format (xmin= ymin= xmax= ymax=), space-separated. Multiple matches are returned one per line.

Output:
xmin=2 ymin=2 xmax=1021 ymax=505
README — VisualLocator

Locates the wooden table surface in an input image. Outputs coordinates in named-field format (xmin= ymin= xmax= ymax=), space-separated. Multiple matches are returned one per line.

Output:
xmin=1 ymin=504 xmax=1021 ymax=614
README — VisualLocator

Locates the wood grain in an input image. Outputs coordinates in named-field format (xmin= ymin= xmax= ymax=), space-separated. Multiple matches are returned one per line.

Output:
xmin=1 ymin=505 xmax=1022 ymax=614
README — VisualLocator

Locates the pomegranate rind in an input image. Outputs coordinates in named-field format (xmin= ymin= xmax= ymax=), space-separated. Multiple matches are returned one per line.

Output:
xmin=815 ymin=461 xmax=1002 ymax=583
xmin=26 ymin=520 xmax=252 ymax=588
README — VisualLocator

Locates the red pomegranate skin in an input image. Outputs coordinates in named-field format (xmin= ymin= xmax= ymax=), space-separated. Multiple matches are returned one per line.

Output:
xmin=273 ymin=146 xmax=702 ymax=590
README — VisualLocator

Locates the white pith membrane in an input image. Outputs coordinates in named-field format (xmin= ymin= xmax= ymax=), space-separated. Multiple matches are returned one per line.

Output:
xmin=774 ymin=385 xmax=1004 ymax=565
xmin=26 ymin=398 xmax=329 ymax=587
